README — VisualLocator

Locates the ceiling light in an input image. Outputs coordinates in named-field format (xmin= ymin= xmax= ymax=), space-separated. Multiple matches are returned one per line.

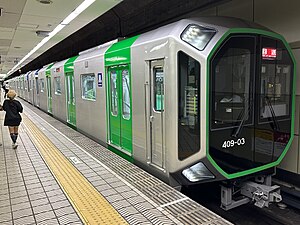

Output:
xmin=36 ymin=30 xmax=50 ymax=37
xmin=0 ymin=8 xmax=3 ymax=16
xmin=61 ymin=0 xmax=96 ymax=25
xmin=7 ymin=0 xmax=96 ymax=76
xmin=36 ymin=0 xmax=52 ymax=4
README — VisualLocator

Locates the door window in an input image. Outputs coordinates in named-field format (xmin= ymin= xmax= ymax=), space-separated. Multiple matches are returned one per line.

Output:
xmin=154 ymin=67 xmax=164 ymax=111
xmin=36 ymin=79 xmax=39 ymax=94
xmin=122 ymin=69 xmax=131 ymax=119
xmin=110 ymin=70 xmax=118 ymax=116
xmin=46 ymin=77 xmax=52 ymax=97
xmin=72 ymin=76 xmax=75 ymax=105
xmin=40 ymin=79 xmax=44 ymax=92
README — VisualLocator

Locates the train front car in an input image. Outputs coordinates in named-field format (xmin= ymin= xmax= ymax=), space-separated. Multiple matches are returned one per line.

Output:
xmin=176 ymin=18 xmax=295 ymax=210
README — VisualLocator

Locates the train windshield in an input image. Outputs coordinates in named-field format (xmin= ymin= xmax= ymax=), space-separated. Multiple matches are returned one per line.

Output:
xmin=211 ymin=36 xmax=255 ymax=129
xmin=209 ymin=34 xmax=294 ymax=174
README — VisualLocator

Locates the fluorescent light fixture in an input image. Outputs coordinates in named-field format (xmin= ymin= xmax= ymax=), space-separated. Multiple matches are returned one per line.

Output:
xmin=61 ymin=0 xmax=95 ymax=25
xmin=7 ymin=0 xmax=96 ymax=76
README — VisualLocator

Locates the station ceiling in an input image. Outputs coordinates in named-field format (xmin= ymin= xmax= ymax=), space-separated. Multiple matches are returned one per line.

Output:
xmin=0 ymin=0 xmax=227 ymax=79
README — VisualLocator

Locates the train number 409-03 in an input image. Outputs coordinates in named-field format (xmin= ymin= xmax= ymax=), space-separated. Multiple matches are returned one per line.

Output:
xmin=222 ymin=138 xmax=246 ymax=148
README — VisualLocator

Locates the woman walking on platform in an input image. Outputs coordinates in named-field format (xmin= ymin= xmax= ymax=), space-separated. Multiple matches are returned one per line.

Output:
xmin=2 ymin=90 xmax=23 ymax=149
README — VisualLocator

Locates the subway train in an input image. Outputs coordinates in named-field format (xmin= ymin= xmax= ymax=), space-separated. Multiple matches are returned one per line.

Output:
xmin=9 ymin=17 xmax=295 ymax=209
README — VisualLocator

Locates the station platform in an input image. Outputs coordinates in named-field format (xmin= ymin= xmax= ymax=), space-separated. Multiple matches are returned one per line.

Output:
xmin=0 ymin=98 xmax=232 ymax=225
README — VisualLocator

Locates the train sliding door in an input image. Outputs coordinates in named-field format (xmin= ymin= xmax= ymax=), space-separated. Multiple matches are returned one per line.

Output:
xmin=65 ymin=72 xmax=76 ymax=126
xmin=147 ymin=60 xmax=165 ymax=169
xmin=107 ymin=64 xmax=132 ymax=155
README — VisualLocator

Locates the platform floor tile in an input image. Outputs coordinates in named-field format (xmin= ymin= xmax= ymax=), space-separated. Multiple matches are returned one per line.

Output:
xmin=1 ymin=99 xmax=232 ymax=225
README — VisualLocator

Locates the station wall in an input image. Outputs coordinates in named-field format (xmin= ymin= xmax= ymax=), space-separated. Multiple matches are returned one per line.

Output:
xmin=191 ymin=0 xmax=300 ymax=174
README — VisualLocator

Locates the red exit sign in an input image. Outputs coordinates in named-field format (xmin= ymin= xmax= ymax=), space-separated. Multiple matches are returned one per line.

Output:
xmin=262 ymin=48 xmax=277 ymax=59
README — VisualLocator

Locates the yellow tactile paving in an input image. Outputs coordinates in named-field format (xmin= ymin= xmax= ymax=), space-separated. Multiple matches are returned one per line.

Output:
xmin=23 ymin=115 xmax=128 ymax=225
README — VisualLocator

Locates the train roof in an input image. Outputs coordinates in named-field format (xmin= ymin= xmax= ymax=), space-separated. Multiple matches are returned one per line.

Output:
xmin=191 ymin=16 xmax=272 ymax=31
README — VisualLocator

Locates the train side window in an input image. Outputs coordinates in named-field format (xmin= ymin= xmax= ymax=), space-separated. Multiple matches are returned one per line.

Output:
xmin=154 ymin=67 xmax=164 ymax=111
xmin=110 ymin=70 xmax=118 ymax=116
xmin=40 ymin=79 xmax=44 ymax=92
xmin=122 ymin=69 xmax=130 ymax=119
xmin=81 ymin=74 xmax=96 ymax=101
xmin=178 ymin=51 xmax=201 ymax=160
xmin=54 ymin=77 xmax=62 ymax=95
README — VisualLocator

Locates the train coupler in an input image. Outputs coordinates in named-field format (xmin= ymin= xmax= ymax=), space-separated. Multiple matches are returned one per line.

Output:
xmin=242 ymin=181 xmax=282 ymax=208
xmin=221 ymin=175 xmax=282 ymax=210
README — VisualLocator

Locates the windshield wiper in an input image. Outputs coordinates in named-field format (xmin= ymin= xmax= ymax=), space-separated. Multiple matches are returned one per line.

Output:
xmin=265 ymin=96 xmax=280 ymax=131
xmin=232 ymin=99 xmax=253 ymax=138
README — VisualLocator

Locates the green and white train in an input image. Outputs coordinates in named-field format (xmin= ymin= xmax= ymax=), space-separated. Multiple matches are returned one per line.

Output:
xmin=10 ymin=17 xmax=296 ymax=209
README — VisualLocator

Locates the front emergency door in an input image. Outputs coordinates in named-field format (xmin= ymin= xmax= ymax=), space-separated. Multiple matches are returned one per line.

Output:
xmin=149 ymin=60 xmax=165 ymax=168
xmin=66 ymin=72 xmax=76 ymax=126
xmin=46 ymin=76 xmax=52 ymax=113
xmin=107 ymin=65 xmax=132 ymax=155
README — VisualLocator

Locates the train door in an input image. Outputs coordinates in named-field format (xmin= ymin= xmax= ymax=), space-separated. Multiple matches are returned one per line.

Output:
xmin=107 ymin=64 xmax=132 ymax=155
xmin=46 ymin=76 xmax=52 ymax=113
xmin=65 ymin=72 xmax=76 ymax=126
xmin=148 ymin=59 xmax=165 ymax=168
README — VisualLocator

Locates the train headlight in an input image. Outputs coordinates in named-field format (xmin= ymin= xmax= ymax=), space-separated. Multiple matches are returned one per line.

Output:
xmin=181 ymin=25 xmax=216 ymax=51
xmin=182 ymin=162 xmax=215 ymax=182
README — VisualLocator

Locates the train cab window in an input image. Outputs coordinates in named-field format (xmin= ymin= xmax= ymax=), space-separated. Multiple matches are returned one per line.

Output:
xmin=122 ymin=69 xmax=130 ymax=119
xmin=40 ymin=79 xmax=45 ymax=92
xmin=211 ymin=36 xmax=255 ymax=129
xmin=110 ymin=70 xmax=118 ymax=116
xmin=181 ymin=24 xmax=216 ymax=51
xmin=54 ymin=77 xmax=62 ymax=95
xmin=178 ymin=51 xmax=200 ymax=160
xmin=81 ymin=74 xmax=96 ymax=101
xmin=154 ymin=67 xmax=164 ymax=111
xmin=259 ymin=37 xmax=293 ymax=122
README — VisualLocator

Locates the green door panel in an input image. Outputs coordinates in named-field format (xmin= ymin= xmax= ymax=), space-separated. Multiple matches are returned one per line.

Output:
xmin=64 ymin=56 xmax=78 ymax=127
xmin=46 ymin=63 xmax=54 ymax=114
xmin=120 ymin=65 xmax=132 ymax=151
xmin=104 ymin=35 xmax=139 ymax=155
